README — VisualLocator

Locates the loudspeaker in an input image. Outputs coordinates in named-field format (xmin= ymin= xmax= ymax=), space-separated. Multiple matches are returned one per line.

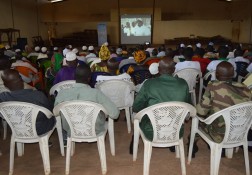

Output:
xmin=17 ymin=38 xmax=27 ymax=50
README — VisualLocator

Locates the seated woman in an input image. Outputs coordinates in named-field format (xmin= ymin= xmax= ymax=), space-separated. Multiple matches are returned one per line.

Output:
xmin=127 ymin=45 xmax=148 ymax=74
xmin=11 ymin=49 xmax=39 ymax=86
xmin=90 ymin=42 xmax=110 ymax=72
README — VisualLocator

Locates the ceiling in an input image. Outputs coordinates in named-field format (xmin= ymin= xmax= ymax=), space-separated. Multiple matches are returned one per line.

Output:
xmin=39 ymin=0 xmax=252 ymax=21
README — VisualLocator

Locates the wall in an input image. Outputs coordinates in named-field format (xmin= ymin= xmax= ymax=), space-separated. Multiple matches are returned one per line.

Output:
xmin=0 ymin=0 xmax=251 ymax=47
xmin=0 ymin=0 xmax=46 ymax=46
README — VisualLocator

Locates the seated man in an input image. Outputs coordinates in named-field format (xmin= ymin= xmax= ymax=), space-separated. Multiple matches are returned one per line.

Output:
xmin=54 ymin=64 xmax=119 ymax=139
xmin=130 ymin=57 xmax=190 ymax=153
xmin=95 ymin=57 xmax=132 ymax=85
xmin=0 ymin=69 xmax=56 ymax=136
xmin=194 ymin=62 xmax=252 ymax=156
xmin=175 ymin=47 xmax=201 ymax=73
xmin=53 ymin=51 xmax=78 ymax=85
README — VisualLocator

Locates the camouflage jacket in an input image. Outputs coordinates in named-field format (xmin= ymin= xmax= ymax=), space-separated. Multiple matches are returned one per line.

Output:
xmin=196 ymin=80 xmax=252 ymax=143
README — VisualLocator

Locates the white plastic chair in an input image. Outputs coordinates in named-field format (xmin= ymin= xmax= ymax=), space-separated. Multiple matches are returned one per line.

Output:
xmin=96 ymin=79 xmax=135 ymax=133
xmin=188 ymin=101 xmax=252 ymax=175
xmin=53 ymin=100 xmax=115 ymax=175
xmin=0 ymin=101 xmax=56 ymax=175
xmin=203 ymin=70 xmax=216 ymax=88
xmin=173 ymin=68 xmax=203 ymax=106
xmin=50 ymin=80 xmax=76 ymax=156
xmin=49 ymin=80 xmax=76 ymax=97
xmin=0 ymin=85 xmax=9 ymax=140
xmin=133 ymin=102 xmax=196 ymax=175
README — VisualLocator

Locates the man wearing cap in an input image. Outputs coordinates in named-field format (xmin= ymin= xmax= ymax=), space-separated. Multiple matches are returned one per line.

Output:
xmin=79 ymin=46 xmax=88 ymax=56
xmin=86 ymin=45 xmax=98 ymax=64
xmin=26 ymin=46 xmax=40 ymax=65
xmin=53 ymin=51 xmax=78 ymax=85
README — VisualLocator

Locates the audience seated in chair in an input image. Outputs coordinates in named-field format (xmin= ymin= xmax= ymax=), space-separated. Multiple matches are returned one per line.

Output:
xmin=0 ymin=69 xmax=56 ymax=136
xmin=95 ymin=57 xmax=132 ymax=86
xmin=11 ymin=49 xmax=40 ymax=87
xmin=191 ymin=61 xmax=252 ymax=157
xmin=206 ymin=45 xmax=237 ymax=73
xmin=192 ymin=47 xmax=211 ymax=75
xmin=90 ymin=42 xmax=110 ymax=72
xmin=129 ymin=57 xmax=190 ymax=154
xmin=53 ymin=51 xmax=78 ymax=85
xmin=175 ymin=47 xmax=201 ymax=73
xmin=54 ymin=64 xmax=119 ymax=141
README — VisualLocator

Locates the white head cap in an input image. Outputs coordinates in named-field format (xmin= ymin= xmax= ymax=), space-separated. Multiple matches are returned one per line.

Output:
xmin=196 ymin=43 xmax=201 ymax=48
xmin=35 ymin=46 xmax=40 ymax=52
xmin=15 ymin=49 xmax=21 ymax=53
xmin=53 ymin=47 xmax=58 ymax=51
xmin=149 ymin=63 xmax=159 ymax=75
xmin=208 ymin=42 xmax=214 ymax=46
xmin=116 ymin=48 xmax=122 ymax=55
xmin=88 ymin=46 xmax=94 ymax=51
xmin=187 ymin=45 xmax=192 ymax=48
xmin=41 ymin=47 xmax=47 ymax=53
xmin=180 ymin=43 xmax=185 ymax=48
xmin=103 ymin=42 xmax=108 ymax=46
xmin=82 ymin=46 xmax=87 ymax=51
xmin=65 ymin=51 xmax=77 ymax=61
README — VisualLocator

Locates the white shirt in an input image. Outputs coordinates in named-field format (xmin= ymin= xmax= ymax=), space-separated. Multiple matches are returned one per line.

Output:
xmin=157 ymin=51 xmax=166 ymax=57
xmin=207 ymin=59 xmax=237 ymax=71
xmin=175 ymin=61 xmax=201 ymax=73
xmin=233 ymin=56 xmax=250 ymax=64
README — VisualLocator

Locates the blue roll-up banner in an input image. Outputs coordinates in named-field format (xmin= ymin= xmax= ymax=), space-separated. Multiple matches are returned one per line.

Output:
xmin=97 ymin=23 xmax=107 ymax=46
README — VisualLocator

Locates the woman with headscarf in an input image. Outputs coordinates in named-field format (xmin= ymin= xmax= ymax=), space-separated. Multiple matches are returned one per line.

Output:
xmin=90 ymin=42 xmax=111 ymax=72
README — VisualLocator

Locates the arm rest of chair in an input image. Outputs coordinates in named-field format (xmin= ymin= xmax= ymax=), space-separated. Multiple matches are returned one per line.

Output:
xmin=196 ymin=113 xmax=220 ymax=125
xmin=53 ymin=103 xmax=61 ymax=116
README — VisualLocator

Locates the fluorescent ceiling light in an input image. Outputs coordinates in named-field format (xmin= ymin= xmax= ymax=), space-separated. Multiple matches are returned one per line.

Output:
xmin=49 ymin=0 xmax=64 ymax=3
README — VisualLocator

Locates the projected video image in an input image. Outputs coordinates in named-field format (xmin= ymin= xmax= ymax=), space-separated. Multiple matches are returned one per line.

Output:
xmin=121 ymin=18 xmax=151 ymax=36
xmin=120 ymin=14 xmax=152 ymax=44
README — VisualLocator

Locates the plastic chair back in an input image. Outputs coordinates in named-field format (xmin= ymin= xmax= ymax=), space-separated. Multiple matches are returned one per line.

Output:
xmin=218 ymin=102 xmax=252 ymax=145
xmin=130 ymin=69 xmax=152 ymax=85
xmin=53 ymin=100 xmax=108 ymax=139
xmin=135 ymin=102 xmax=196 ymax=144
xmin=235 ymin=61 xmax=249 ymax=77
xmin=234 ymin=61 xmax=249 ymax=81
xmin=173 ymin=68 xmax=202 ymax=92
xmin=49 ymin=80 xmax=76 ymax=96
xmin=90 ymin=72 xmax=112 ymax=88
xmin=0 ymin=101 xmax=53 ymax=139
xmin=173 ymin=68 xmax=202 ymax=105
xmin=96 ymin=80 xmax=135 ymax=108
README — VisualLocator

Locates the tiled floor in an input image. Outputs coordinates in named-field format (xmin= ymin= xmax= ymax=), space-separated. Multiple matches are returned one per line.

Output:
xmin=0 ymin=113 xmax=251 ymax=175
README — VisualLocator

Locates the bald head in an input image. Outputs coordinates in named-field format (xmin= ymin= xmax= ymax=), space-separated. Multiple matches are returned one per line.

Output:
xmin=158 ymin=57 xmax=176 ymax=75
xmin=1 ymin=69 xmax=24 ymax=91
xmin=216 ymin=61 xmax=234 ymax=81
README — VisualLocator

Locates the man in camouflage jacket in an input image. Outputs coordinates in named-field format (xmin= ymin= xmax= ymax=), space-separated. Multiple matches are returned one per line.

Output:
xmin=196 ymin=61 xmax=252 ymax=143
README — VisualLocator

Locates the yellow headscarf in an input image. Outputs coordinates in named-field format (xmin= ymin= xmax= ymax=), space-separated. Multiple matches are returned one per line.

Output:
xmin=133 ymin=50 xmax=146 ymax=63
xmin=99 ymin=43 xmax=110 ymax=61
